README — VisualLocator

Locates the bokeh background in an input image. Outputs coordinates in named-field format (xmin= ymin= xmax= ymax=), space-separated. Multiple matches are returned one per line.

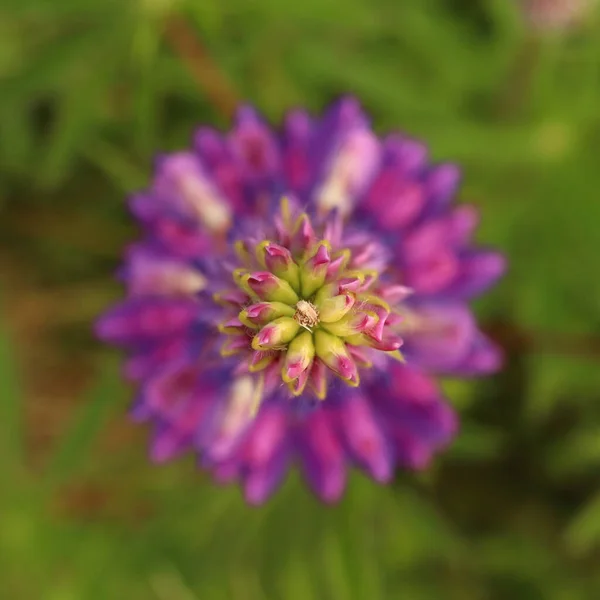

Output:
xmin=2 ymin=1 xmax=600 ymax=598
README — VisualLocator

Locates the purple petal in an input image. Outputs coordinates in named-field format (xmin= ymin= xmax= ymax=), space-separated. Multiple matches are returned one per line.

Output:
xmin=123 ymin=334 xmax=197 ymax=381
xmin=193 ymin=127 xmax=246 ymax=211
xmin=282 ymin=109 xmax=315 ymax=194
xmin=152 ymin=152 xmax=232 ymax=231
xmin=402 ymin=303 xmax=476 ymax=372
xmin=446 ymin=250 xmax=507 ymax=299
xmin=95 ymin=297 xmax=200 ymax=346
xmin=295 ymin=408 xmax=347 ymax=503
xmin=145 ymin=364 xmax=218 ymax=462
xmin=362 ymin=172 xmax=426 ymax=231
xmin=228 ymin=105 xmax=281 ymax=181
xmin=243 ymin=450 xmax=291 ymax=505
xmin=240 ymin=404 xmax=289 ymax=468
xmin=401 ymin=207 xmax=479 ymax=263
xmin=336 ymin=395 xmax=393 ymax=482
xmin=387 ymin=428 xmax=435 ymax=470
xmin=370 ymin=364 xmax=458 ymax=447
xmin=403 ymin=249 xmax=460 ymax=295
xmin=424 ymin=163 xmax=462 ymax=213
xmin=313 ymin=125 xmax=381 ymax=216
xmin=450 ymin=332 xmax=504 ymax=376
xmin=122 ymin=245 xmax=206 ymax=297
xmin=381 ymin=134 xmax=429 ymax=176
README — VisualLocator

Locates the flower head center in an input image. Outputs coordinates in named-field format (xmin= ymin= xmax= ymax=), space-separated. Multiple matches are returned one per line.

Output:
xmin=294 ymin=300 xmax=319 ymax=329
xmin=214 ymin=198 xmax=404 ymax=405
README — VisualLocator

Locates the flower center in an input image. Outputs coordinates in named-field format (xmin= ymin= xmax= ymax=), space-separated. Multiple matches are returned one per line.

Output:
xmin=214 ymin=198 xmax=404 ymax=404
xmin=294 ymin=300 xmax=320 ymax=329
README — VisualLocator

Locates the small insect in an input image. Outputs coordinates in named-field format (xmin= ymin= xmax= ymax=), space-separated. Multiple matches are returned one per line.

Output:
xmin=294 ymin=300 xmax=320 ymax=331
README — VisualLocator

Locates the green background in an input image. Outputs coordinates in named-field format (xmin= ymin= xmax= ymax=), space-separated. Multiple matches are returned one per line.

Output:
xmin=2 ymin=1 xmax=600 ymax=598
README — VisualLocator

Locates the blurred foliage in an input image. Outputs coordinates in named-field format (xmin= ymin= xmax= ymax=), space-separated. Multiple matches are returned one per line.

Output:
xmin=2 ymin=0 xmax=600 ymax=598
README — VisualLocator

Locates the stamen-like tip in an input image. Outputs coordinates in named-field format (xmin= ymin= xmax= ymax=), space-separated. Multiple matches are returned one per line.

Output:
xmin=294 ymin=300 xmax=320 ymax=328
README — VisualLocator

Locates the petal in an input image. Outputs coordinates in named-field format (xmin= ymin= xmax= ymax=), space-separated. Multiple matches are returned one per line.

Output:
xmin=312 ymin=96 xmax=370 ymax=169
xmin=122 ymin=245 xmax=206 ymax=296
xmin=95 ymin=297 xmax=200 ymax=346
xmin=296 ymin=409 xmax=347 ymax=502
xmin=424 ymin=163 xmax=462 ymax=214
xmin=450 ymin=332 xmax=504 ymax=376
xmin=384 ymin=398 xmax=457 ymax=448
xmin=193 ymin=127 xmax=246 ymax=211
xmin=447 ymin=250 xmax=507 ymax=299
xmin=370 ymin=365 xmax=458 ymax=447
xmin=387 ymin=428 xmax=435 ymax=470
xmin=381 ymin=134 xmax=429 ymax=176
xmin=282 ymin=109 xmax=315 ymax=194
xmin=363 ymin=175 xmax=426 ymax=231
xmin=240 ymin=404 xmax=289 ymax=468
xmin=403 ymin=249 xmax=460 ymax=295
xmin=150 ymin=215 xmax=212 ymax=258
xmin=401 ymin=206 xmax=479 ymax=263
xmin=244 ymin=449 xmax=290 ymax=505
xmin=153 ymin=152 xmax=232 ymax=232
xmin=401 ymin=303 xmax=476 ymax=372
xmin=336 ymin=395 xmax=393 ymax=482
xmin=228 ymin=105 xmax=281 ymax=181
xmin=144 ymin=364 xmax=219 ymax=462
xmin=313 ymin=126 xmax=381 ymax=216
xmin=123 ymin=333 xmax=199 ymax=381
xmin=199 ymin=375 xmax=265 ymax=463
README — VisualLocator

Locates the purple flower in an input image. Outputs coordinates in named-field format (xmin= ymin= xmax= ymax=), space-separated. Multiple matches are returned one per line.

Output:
xmin=96 ymin=97 xmax=506 ymax=504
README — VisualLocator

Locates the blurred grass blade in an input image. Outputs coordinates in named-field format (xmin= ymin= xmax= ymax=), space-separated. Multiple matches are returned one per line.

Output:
xmin=43 ymin=357 xmax=125 ymax=487
xmin=565 ymin=492 xmax=600 ymax=556
xmin=82 ymin=139 xmax=147 ymax=192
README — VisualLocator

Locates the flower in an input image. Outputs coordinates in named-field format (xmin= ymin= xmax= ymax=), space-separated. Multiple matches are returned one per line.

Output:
xmin=96 ymin=98 xmax=506 ymax=504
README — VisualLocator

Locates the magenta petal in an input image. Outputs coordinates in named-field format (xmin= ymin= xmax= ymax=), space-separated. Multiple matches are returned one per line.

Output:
xmin=403 ymin=249 xmax=460 ymax=295
xmin=145 ymin=365 xmax=217 ymax=463
xmin=152 ymin=217 xmax=212 ymax=258
xmin=150 ymin=403 xmax=204 ymax=463
xmin=388 ymin=428 xmax=435 ymax=470
xmin=95 ymin=298 xmax=199 ymax=346
xmin=241 ymin=405 xmax=288 ymax=468
xmin=212 ymin=459 xmax=240 ymax=485
xmin=425 ymin=163 xmax=462 ymax=212
xmin=403 ymin=303 xmax=476 ymax=372
xmin=193 ymin=127 xmax=227 ymax=167
xmin=337 ymin=395 xmax=393 ymax=482
xmin=296 ymin=409 xmax=346 ymax=502
xmin=229 ymin=105 xmax=280 ymax=180
xmin=449 ymin=250 xmax=507 ymax=299
xmin=452 ymin=332 xmax=504 ymax=376
xmin=382 ymin=134 xmax=429 ymax=176
xmin=193 ymin=128 xmax=246 ymax=211
xmin=144 ymin=362 xmax=202 ymax=416
xmin=124 ymin=336 xmax=192 ymax=382
xmin=401 ymin=207 xmax=478 ymax=263
xmin=370 ymin=365 xmax=458 ymax=448
xmin=123 ymin=245 xmax=206 ymax=297
xmin=386 ymin=399 xmax=458 ymax=448
xmin=152 ymin=152 xmax=231 ymax=231
xmin=244 ymin=450 xmax=290 ymax=505
xmin=283 ymin=109 xmax=315 ymax=193
xmin=364 ymin=174 xmax=426 ymax=231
